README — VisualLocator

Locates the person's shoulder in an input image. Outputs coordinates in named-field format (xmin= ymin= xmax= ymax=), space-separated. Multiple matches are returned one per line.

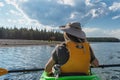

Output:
xmin=58 ymin=42 xmax=66 ymax=47
xmin=56 ymin=42 xmax=66 ymax=50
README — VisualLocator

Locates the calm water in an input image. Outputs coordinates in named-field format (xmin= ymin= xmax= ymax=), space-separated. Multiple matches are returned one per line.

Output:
xmin=0 ymin=42 xmax=120 ymax=80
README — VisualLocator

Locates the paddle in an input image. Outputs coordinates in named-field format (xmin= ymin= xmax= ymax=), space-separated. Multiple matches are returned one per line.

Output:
xmin=91 ymin=64 xmax=120 ymax=68
xmin=0 ymin=68 xmax=44 ymax=76
xmin=0 ymin=64 xmax=120 ymax=76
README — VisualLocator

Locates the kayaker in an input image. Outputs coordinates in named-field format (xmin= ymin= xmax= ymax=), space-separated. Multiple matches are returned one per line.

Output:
xmin=45 ymin=22 xmax=99 ymax=76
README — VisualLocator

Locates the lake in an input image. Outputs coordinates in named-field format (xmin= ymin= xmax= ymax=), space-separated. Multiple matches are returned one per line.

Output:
xmin=0 ymin=42 xmax=120 ymax=80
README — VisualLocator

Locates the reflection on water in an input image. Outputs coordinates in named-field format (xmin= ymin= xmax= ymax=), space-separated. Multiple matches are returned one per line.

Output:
xmin=0 ymin=43 xmax=120 ymax=80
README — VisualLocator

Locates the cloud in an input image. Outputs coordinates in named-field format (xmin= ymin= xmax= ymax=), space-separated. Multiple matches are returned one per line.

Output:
xmin=83 ymin=27 xmax=100 ymax=33
xmin=5 ymin=0 xmax=29 ymax=20
xmin=57 ymin=0 xmax=75 ymax=6
xmin=4 ymin=0 xmax=109 ymax=26
xmin=109 ymin=2 xmax=120 ymax=20
xmin=83 ymin=27 xmax=120 ymax=39
xmin=112 ymin=15 xmax=120 ymax=19
xmin=86 ymin=8 xmax=105 ymax=18
xmin=0 ymin=2 xmax=4 ymax=7
xmin=7 ymin=19 xmax=17 ymax=23
xmin=109 ymin=2 xmax=120 ymax=11
xmin=9 ymin=9 xmax=22 ymax=16
xmin=109 ymin=29 xmax=120 ymax=39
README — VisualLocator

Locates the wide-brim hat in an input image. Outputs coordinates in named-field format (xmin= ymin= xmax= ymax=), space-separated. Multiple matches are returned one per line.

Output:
xmin=59 ymin=22 xmax=86 ymax=39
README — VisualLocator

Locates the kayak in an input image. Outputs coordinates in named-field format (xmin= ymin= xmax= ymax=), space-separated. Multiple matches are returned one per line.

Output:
xmin=40 ymin=71 xmax=101 ymax=80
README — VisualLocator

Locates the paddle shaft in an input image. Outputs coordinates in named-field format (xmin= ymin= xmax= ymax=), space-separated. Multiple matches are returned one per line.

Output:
xmin=8 ymin=68 xmax=44 ymax=73
xmin=8 ymin=64 xmax=120 ymax=73
xmin=0 ymin=64 xmax=120 ymax=76
xmin=91 ymin=64 xmax=120 ymax=68
xmin=7 ymin=64 xmax=120 ymax=73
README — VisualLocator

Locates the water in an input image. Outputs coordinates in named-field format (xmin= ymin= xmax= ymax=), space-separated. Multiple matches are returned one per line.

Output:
xmin=0 ymin=42 xmax=120 ymax=80
xmin=90 ymin=42 xmax=120 ymax=80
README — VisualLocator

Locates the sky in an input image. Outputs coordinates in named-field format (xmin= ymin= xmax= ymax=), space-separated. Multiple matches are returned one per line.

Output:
xmin=0 ymin=0 xmax=120 ymax=39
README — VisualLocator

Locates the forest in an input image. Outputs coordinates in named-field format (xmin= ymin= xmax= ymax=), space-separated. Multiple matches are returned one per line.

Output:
xmin=0 ymin=27 xmax=120 ymax=42
xmin=0 ymin=27 xmax=64 ymax=41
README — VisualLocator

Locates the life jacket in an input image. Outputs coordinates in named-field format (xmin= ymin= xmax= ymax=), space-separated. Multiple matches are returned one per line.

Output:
xmin=60 ymin=41 xmax=91 ymax=74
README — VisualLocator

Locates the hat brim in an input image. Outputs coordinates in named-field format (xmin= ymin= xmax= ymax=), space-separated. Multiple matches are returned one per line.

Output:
xmin=60 ymin=26 xmax=86 ymax=39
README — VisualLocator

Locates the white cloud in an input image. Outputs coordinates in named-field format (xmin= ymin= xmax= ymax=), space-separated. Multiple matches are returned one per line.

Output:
xmin=5 ymin=0 xmax=16 ymax=5
xmin=109 ymin=2 xmax=120 ymax=11
xmin=5 ymin=0 xmax=29 ymax=19
xmin=5 ymin=0 xmax=27 ymax=4
xmin=18 ymin=0 xmax=28 ymax=3
xmin=85 ymin=0 xmax=93 ymax=6
xmin=4 ymin=0 xmax=108 ymax=26
xmin=70 ymin=12 xmax=81 ymax=19
xmin=85 ymin=8 xmax=105 ymax=19
xmin=7 ymin=19 xmax=17 ymax=23
xmin=18 ymin=18 xmax=28 ymax=24
xmin=85 ymin=0 xmax=105 ymax=6
xmin=89 ymin=9 xmax=99 ymax=18
xmin=0 ymin=2 xmax=4 ymax=7
xmin=85 ymin=1 xmax=107 ymax=18
xmin=83 ymin=27 xmax=100 ymax=33
xmin=5 ymin=0 xmax=42 ymax=27
xmin=112 ymin=15 xmax=120 ymax=19
xmin=83 ymin=27 xmax=120 ymax=39
xmin=3 ymin=0 xmax=119 ymax=32
xmin=9 ymin=9 xmax=22 ymax=16
xmin=57 ymin=0 xmax=75 ymax=6
xmin=108 ymin=29 xmax=120 ymax=38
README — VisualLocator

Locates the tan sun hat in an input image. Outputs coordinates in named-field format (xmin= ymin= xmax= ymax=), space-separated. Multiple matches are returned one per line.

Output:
xmin=59 ymin=22 xmax=86 ymax=39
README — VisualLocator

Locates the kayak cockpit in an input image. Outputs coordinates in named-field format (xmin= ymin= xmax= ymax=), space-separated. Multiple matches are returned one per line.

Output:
xmin=40 ymin=71 xmax=101 ymax=80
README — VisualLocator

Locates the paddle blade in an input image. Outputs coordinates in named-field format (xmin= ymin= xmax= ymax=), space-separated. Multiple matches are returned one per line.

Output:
xmin=0 ymin=68 xmax=8 ymax=76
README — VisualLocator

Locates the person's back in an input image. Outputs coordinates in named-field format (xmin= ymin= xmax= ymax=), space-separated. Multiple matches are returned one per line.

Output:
xmin=60 ymin=40 xmax=91 ymax=74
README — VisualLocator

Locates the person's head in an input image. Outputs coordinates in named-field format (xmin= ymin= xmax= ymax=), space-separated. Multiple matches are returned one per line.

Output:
xmin=59 ymin=22 xmax=86 ymax=42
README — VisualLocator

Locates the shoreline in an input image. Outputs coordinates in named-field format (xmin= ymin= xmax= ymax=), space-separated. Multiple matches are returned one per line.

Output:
xmin=0 ymin=39 xmax=119 ymax=47
xmin=0 ymin=39 xmax=61 ymax=47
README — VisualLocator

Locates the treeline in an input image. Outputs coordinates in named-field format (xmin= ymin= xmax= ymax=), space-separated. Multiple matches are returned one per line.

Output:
xmin=0 ymin=27 xmax=120 ymax=42
xmin=87 ymin=37 xmax=120 ymax=42
xmin=0 ymin=27 xmax=64 ymax=41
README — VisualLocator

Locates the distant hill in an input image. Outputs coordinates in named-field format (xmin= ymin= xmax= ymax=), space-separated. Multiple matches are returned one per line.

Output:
xmin=87 ymin=37 xmax=120 ymax=42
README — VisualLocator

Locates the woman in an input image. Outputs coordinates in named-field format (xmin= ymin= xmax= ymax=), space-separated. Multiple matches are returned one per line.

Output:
xmin=45 ymin=22 xmax=99 ymax=76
